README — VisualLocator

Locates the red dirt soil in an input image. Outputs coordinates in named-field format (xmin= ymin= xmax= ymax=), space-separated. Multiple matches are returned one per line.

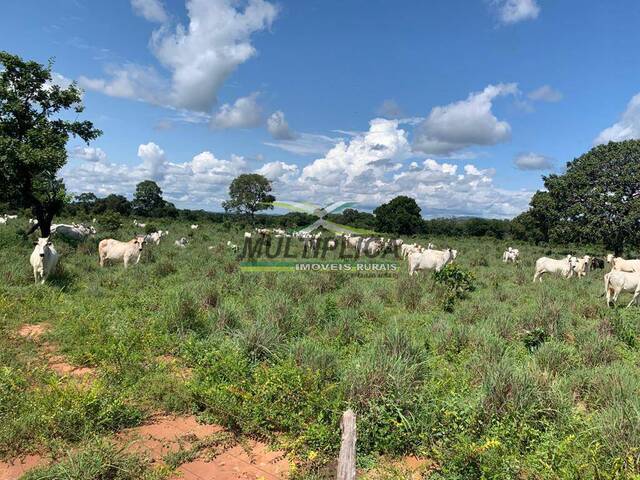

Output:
xmin=6 ymin=325 xmax=289 ymax=479
xmin=17 ymin=323 xmax=95 ymax=378
xmin=121 ymin=414 xmax=290 ymax=480
xmin=0 ymin=455 xmax=47 ymax=480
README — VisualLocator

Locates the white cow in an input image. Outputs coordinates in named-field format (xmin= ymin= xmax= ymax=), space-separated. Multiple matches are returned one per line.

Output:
xmin=608 ymin=255 xmax=640 ymax=273
xmin=604 ymin=270 xmax=640 ymax=307
xmin=5 ymin=214 xmax=17 ymax=220
xmin=175 ymin=237 xmax=188 ymax=248
xmin=28 ymin=218 xmax=38 ymax=225
xmin=502 ymin=247 xmax=519 ymax=263
xmin=408 ymin=248 xmax=456 ymax=275
xmin=50 ymin=223 xmax=96 ymax=241
xmin=0 ymin=217 xmax=6 ymax=225
xmin=99 ymin=236 xmax=145 ymax=268
xmin=30 ymin=237 xmax=59 ymax=284
xmin=226 ymin=240 xmax=239 ymax=253
xmin=191 ymin=224 xmax=199 ymax=230
xmin=533 ymin=256 xmax=576 ymax=282
xmin=574 ymin=255 xmax=592 ymax=278
xmin=133 ymin=219 xmax=146 ymax=228
xmin=360 ymin=239 xmax=383 ymax=256
xmin=144 ymin=231 xmax=163 ymax=245
xmin=326 ymin=239 xmax=336 ymax=249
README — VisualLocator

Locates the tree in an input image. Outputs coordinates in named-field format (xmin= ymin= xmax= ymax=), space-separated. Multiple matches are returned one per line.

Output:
xmin=373 ymin=196 xmax=424 ymax=235
xmin=222 ymin=174 xmax=275 ymax=223
xmin=132 ymin=180 xmax=165 ymax=216
xmin=94 ymin=194 xmax=131 ymax=216
xmin=74 ymin=192 xmax=97 ymax=213
xmin=0 ymin=51 xmax=101 ymax=236
xmin=525 ymin=140 xmax=640 ymax=254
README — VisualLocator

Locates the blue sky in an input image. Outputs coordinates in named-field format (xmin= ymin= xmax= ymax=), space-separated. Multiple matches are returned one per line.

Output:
xmin=2 ymin=0 xmax=639 ymax=217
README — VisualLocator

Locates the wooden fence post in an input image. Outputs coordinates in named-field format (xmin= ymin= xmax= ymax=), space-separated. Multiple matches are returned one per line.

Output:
xmin=336 ymin=409 xmax=357 ymax=480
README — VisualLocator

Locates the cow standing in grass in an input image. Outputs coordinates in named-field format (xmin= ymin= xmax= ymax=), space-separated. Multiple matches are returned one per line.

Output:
xmin=30 ymin=237 xmax=59 ymax=284
xmin=99 ymin=236 xmax=145 ymax=268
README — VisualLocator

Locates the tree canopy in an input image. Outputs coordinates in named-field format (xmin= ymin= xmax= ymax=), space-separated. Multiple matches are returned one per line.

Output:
xmin=132 ymin=180 xmax=165 ymax=216
xmin=373 ymin=195 xmax=424 ymax=234
xmin=0 ymin=51 xmax=101 ymax=235
xmin=518 ymin=140 xmax=640 ymax=254
xmin=222 ymin=174 xmax=275 ymax=222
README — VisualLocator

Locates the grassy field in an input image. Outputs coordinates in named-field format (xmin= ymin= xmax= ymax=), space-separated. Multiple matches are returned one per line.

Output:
xmin=1 ymin=218 xmax=639 ymax=479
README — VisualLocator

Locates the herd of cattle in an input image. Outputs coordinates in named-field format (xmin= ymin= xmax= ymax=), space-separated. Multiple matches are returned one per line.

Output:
xmin=3 ymin=215 xmax=640 ymax=307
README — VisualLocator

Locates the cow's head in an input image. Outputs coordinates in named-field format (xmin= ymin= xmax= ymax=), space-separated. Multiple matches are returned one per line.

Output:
xmin=33 ymin=237 xmax=52 ymax=258
xmin=133 ymin=236 xmax=145 ymax=251
xmin=606 ymin=253 xmax=614 ymax=263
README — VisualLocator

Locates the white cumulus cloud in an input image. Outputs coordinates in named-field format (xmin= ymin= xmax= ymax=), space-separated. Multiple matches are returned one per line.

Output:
xmin=594 ymin=93 xmax=640 ymax=145
xmin=80 ymin=0 xmax=278 ymax=113
xmin=256 ymin=161 xmax=299 ymax=182
xmin=513 ymin=152 xmax=553 ymax=170
xmin=267 ymin=111 xmax=296 ymax=140
xmin=131 ymin=0 xmax=168 ymax=22
xmin=71 ymin=146 xmax=107 ymax=162
xmin=491 ymin=0 xmax=540 ymax=24
xmin=62 ymin=144 xmax=248 ymax=209
xmin=211 ymin=93 xmax=263 ymax=129
xmin=413 ymin=83 xmax=518 ymax=156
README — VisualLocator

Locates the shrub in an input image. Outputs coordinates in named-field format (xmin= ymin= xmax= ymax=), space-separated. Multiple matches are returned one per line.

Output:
xmin=98 ymin=212 xmax=122 ymax=234
xmin=433 ymin=264 xmax=476 ymax=311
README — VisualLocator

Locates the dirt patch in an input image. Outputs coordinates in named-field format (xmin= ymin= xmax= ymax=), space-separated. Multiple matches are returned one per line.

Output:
xmin=17 ymin=322 xmax=50 ymax=340
xmin=0 ymin=455 xmax=47 ymax=480
xmin=120 ymin=414 xmax=289 ymax=479
xmin=17 ymin=323 xmax=95 ymax=378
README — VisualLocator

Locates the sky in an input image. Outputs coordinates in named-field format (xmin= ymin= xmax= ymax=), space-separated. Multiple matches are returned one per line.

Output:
xmin=2 ymin=0 xmax=640 ymax=218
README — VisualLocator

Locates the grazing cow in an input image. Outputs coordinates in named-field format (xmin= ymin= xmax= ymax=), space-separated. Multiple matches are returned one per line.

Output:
xmin=0 ymin=217 xmax=6 ymax=225
xmin=533 ymin=256 xmax=577 ymax=282
xmin=226 ymin=240 xmax=239 ymax=253
xmin=408 ymin=248 xmax=456 ymax=276
xmin=502 ymin=247 xmax=519 ymax=263
xmin=609 ymin=256 xmax=640 ymax=273
xmin=604 ymin=271 xmax=640 ymax=307
xmin=50 ymin=223 xmax=96 ymax=241
xmin=574 ymin=255 xmax=592 ymax=278
xmin=30 ymin=237 xmax=59 ymax=284
xmin=28 ymin=218 xmax=38 ymax=225
xmin=5 ymin=214 xmax=17 ymax=220
xmin=360 ymin=239 xmax=383 ymax=256
xmin=175 ymin=237 xmax=188 ymax=248
xmin=191 ymin=224 xmax=199 ymax=230
xmin=133 ymin=219 xmax=146 ymax=228
xmin=99 ymin=236 xmax=145 ymax=268
xmin=144 ymin=231 xmax=164 ymax=245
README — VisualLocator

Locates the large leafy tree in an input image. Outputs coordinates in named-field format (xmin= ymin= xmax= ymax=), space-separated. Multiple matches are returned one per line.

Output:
xmin=132 ymin=180 xmax=165 ymax=216
xmin=0 ymin=51 xmax=101 ymax=236
xmin=373 ymin=195 xmax=424 ymax=234
xmin=94 ymin=194 xmax=131 ymax=216
xmin=222 ymin=174 xmax=275 ymax=222
xmin=526 ymin=140 xmax=640 ymax=254
xmin=74 ymin=192 xmax=97 ymax=213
